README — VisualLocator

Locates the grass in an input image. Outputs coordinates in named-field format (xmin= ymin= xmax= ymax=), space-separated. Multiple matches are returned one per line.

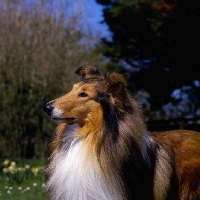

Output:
xmin=0 ymin=158 xmax=48 ymax=200
xmin=0 ymin=180 xmax=46 ymax=200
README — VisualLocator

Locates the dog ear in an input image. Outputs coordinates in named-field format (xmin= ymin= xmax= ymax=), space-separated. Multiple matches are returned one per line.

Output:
xmin=97 ymin=72 xmax=127 ymax=103
xmin=105 ymin=72 xmax=126 ymax=91
xmin=75 ymin=65 xmax=102 ymax=81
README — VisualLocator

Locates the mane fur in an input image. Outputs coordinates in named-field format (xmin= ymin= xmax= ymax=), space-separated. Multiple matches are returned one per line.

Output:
xmin=44 ymin=65 xmax=200 ymax=200
xmin=95 ymin=78 xmax=177 ymax=199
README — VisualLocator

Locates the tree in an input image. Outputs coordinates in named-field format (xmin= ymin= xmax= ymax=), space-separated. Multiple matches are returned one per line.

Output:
xmin=96 ymin=0 xmax=200 ymax=119
xmin=0 ymin=0 xmax=104 ymax=158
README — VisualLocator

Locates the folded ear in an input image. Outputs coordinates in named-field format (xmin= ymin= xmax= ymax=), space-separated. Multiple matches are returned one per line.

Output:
xmin=75 ymin=65 xmax=102 ymax=81
xmin=105 ymin=72 xmax=126 ymax=91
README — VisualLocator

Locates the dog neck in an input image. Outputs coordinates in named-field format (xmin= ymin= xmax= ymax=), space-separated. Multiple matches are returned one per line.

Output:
xmin=45 ymin=116 xmax=124 ymax=200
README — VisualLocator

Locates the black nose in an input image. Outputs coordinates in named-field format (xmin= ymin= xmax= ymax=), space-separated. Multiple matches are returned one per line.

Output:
xmin=44 ymin=102 xmax=54 ymax=116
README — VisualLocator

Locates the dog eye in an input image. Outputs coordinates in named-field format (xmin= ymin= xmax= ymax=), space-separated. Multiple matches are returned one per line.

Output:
xmin=78 ymin=92 xmax=88 ymax=97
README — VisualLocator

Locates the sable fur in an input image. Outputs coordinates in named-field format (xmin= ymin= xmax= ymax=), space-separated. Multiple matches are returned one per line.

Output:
xmin=44 ymin=65 xmax=200 ymax=200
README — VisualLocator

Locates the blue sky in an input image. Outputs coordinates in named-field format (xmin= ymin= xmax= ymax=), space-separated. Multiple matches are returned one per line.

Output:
xmin=84 ymin=0 xmax=109 ymax=37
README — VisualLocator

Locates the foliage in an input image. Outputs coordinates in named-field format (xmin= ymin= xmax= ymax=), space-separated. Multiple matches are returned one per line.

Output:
xmin=96 ymin=0 xmax=200 ymax=118
xmin=0 ymin=0 xmax=105 ymax=158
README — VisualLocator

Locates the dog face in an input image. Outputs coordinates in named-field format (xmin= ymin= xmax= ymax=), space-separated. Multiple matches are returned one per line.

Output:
xmin=44 ymin=81 xmax=103 ymax=125
xmin=44 ymin=65 xmax=127 ymax=126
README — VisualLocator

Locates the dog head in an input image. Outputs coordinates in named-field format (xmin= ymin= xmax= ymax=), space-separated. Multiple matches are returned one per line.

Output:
xmin=44 ymin=65 xmax=128 ymax=126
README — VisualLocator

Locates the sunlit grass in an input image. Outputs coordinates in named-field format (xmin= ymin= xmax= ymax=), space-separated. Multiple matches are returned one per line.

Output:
xmin=0 ymin=158 xmax=48 ymax=200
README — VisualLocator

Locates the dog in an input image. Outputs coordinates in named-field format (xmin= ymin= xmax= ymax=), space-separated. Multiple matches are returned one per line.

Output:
xmin=44 ymin=65 xmax=200 ymax=200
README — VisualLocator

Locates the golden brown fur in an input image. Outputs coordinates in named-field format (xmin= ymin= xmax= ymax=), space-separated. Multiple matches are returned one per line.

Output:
xmin=153 ymin=130 xmax=200 ymax=199
xmin=44 ymin=65 xmax=200 ymax=200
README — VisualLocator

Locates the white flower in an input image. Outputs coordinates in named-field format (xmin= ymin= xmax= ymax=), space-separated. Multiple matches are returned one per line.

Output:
xmin=8 ymin=165 xmax=17 ymax=174
xmin=33 ymin=183 xmax=37 ymax=186
xmin=18 ymin=187 xmax=22 ymax=190
xmin=17 ymin=167 xmax=25 ymax=172
xmin=11 ymin=162 xmax=16 ymax=166
xmin=24 ymin=164 xmax=30 ymax=170
xmin=2 ymin=168 xmax=9 ymax=173
xmin=42 ymin=183 xmax=46 ymax=188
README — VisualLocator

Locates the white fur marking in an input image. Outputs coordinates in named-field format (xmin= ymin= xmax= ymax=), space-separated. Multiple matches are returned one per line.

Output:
xmin=62 ymin=123 xmax=79 ymax=138
xmin=45 ymin=125 xmax=123 ymax=200
xmin=52 ymin=108 xmax=63 ymax=118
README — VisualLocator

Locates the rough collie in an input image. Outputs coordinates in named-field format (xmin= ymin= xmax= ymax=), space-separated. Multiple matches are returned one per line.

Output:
xmin=44 ymin=65 xmax=200 ymax=200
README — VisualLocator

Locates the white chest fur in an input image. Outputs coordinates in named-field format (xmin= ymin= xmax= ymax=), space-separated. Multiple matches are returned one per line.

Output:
xmin=45 ymin=124 xmax=122 ymax=200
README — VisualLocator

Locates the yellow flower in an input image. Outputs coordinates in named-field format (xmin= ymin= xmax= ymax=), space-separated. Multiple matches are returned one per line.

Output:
xmin=3 ymin=159 xmax=10 ymax=166
xmin=32 ymin=167 xmax=39 ymax=176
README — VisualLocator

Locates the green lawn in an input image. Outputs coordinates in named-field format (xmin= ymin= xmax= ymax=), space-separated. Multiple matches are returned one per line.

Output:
xmin=0 ymin=158 xmax=48 ymax=200
xmin=0 ymin=180 xmax=46 ymax=200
